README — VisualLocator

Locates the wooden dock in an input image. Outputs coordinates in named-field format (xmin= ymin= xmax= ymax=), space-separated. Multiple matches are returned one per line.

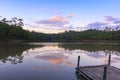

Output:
xmin=76 ymin=56 xmax=120 ymax=80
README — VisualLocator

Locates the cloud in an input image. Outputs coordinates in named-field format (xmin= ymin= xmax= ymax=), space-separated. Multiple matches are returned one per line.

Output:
xmin=85 ymin=16 xmax=120 ymax=30
xmin=36 ymin=16 xmax=68 ymax=25
xmin=113 ymin=20 xmax=120 ymax=24
xmin=105 ymin=16 xmax=117 ymax=22
xmin=86 ymin=22 xmax=106 ymax=29
xmin=104 ymin=16 xmax=120 ymax=24
xmin=35 ymin=14 xmax=75 ymax=27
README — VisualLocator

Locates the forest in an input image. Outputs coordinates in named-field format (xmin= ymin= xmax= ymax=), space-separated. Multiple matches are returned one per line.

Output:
xmin=0 ymin=17 xmax=120 ymax=42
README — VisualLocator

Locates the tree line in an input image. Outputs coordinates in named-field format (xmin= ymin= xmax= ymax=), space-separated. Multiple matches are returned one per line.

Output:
xmin=0 ymin=17 xmax=120 ymax=42
xmin=0 ymin=17 xmax=48 ymax=41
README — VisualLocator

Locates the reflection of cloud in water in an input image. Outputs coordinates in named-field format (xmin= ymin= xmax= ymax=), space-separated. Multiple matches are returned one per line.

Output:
xmin=35 ymin=53 xmax=74 ymax=66
xmin=74 ymin=50 xmax=106 ymax=59
xmin=86 ymin=51 xmax=105 ymax=59
xmin=112 ymin=57 xmax=120 ymax=63
xmin=22 ymin=45 xmax=120 ymax=67
xmin=25 ymin=46 xmax=120 ymax=61
xmin=22 ymin=45 xmax=120 ymax=68
xmin=23 ymin=46 xmax=65 ymax=55
xmin=82 ymin=51 xmax=120 ymax=59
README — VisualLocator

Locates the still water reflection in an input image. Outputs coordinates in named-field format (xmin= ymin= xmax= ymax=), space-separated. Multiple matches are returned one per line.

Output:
xmin=0 ymin=43 xmax=120 ymax=80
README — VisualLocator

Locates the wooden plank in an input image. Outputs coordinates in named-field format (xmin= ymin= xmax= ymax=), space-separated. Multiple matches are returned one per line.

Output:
xmin=76 ymin=66 xmax=120 ymax=80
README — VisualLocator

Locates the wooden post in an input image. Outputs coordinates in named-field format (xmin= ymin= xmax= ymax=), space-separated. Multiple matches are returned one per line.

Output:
xmin=77 ymin=56 xmax=80 ymax=68
xmin=108 ymin=53 xmax=111 ymax=66
xmin=103 ymin=65 xmax=107 ymax=80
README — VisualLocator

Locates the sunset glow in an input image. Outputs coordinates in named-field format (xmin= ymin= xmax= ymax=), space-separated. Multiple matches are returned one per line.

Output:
xmin=0 ymin=0 xmax=120 ymax=33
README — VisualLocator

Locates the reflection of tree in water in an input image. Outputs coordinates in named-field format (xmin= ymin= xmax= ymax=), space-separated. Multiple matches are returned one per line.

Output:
xmin=0 ymin=44 xmax=42 ymax=65
xmin=59 ymin=43 xmax=120 ymax=56
xmin=104 ymin=50 xmax=120 ymax=56
xmin=1 ymin=55 xmax=24 ymax=64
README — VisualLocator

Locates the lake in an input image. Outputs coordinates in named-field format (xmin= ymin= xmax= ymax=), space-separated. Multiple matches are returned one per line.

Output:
xmin=0 ymin=42 xmax=120 ymax=80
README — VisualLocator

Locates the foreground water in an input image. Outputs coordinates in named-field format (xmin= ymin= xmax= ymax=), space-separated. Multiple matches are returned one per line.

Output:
xmin=0 ymin=43 xmax=120 ymax=80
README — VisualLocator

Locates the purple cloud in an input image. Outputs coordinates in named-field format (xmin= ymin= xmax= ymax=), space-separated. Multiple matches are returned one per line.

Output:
xmin=85 ymin=16 xmax=120 ymax=30
xmin=113 ymin=20 xmax=120 ymax=24
xmin=86 ymin=22 xmax=106 ymax=29
xmin=104 ymin=16 xmax=120 ymax=24
xmin=105 ymin=16 xmax=117 ymax=21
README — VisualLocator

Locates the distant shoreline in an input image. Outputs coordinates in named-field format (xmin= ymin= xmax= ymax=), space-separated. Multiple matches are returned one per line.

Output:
xmin=0 ymin=40 xmax=120 ymax=44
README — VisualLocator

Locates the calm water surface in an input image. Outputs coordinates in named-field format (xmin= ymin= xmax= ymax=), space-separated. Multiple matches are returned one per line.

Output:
xmin=0 ymin=43 xmax=120 ymax=80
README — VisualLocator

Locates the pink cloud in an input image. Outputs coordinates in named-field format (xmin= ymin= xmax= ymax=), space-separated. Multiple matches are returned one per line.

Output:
xmin=35 ymin=14 xmax=75 ymax=27
xmin=50 ymin=16 xmax=68 ymax=23
xmin=50 ymin=16 xmax=63 ymax=21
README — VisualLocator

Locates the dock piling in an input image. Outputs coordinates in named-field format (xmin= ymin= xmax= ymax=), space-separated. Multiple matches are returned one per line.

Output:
xmin=77 ymin=56 xmax=80 ymax=68
xmin=108 ymin=53 xmax=111 ymax=66
xmin=103 ymin=65 xmax=108 ymax=80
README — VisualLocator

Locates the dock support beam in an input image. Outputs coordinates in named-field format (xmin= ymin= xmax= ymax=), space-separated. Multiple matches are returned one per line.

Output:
xmin=77 ymin=56 xmax=80 ymax=68
xmin=103 ymin=65 xmax=107 ymax=80
xmin=108 ymin=53 xmax=111 ymax=66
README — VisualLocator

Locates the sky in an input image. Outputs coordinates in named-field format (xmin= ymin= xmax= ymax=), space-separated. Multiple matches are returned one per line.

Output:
xmin=0 ymin=0 xmax=120 ymax=33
